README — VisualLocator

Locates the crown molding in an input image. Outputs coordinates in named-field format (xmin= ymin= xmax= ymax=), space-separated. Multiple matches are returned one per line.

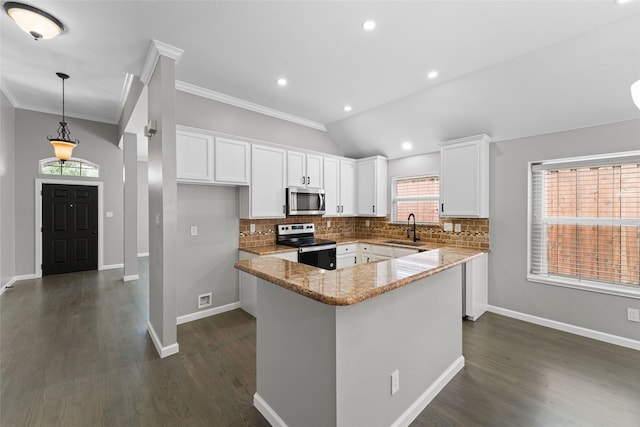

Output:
xmin=140 ymin=39 xmax=184 ymax=86
xmin=175 ymin=80 xmax=327 ymax=132
xmin=119 ymin=73 xmax=135 ymax=109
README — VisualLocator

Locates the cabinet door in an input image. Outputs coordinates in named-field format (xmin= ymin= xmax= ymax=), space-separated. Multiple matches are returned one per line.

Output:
xmin=336 ymin=254 xmax=358 ymax=269
xmin=441 ymin=142 xmax=479 ymax=216
xmin=323 ymin=157 xmax=340 ymax=216
xmin=305 ymin=154 xmax=324 ymax=190
xmin=357 ymin=159 xmax=376 ymax=215
xmin=287 ymin=151 xmax=306 ymax=188
xmin=252 ymin=145 xmax=286 ymax=218
xmin=176 ymin=131 xmax=213 ymax=182
xmin=214 ymin=137 xmax=249 ymax=185
xmin=340 ymin=160 xmax=356 ymax=215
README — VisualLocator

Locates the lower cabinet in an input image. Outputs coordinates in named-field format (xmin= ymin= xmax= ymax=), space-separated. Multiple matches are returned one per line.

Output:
xmin=336 ymin=244 xmax=358 ymax=269
xmin=463 ymin=252 xmax=488 ymax=321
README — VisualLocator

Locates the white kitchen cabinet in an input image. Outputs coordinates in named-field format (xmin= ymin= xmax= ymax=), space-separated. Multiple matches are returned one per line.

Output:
xmin=287 ymin=151 xmax=323 ymax=190
xmin=357 ymin=156 xmax=387 ymax=217
xmin=440 ymin=134 xmax=490 ymax=218
xmin=239 ymin=145 xmax=286 ymax=219
xmin=176 ymin=130 xmax=214 ymax=183
xmin=463 ymin=252 xmax=488 ymax=321
xmin=214 ymin=137 xmax=250 ymax=185
xmin=336 ymin=244 xmax=358 ymax=269
xmin=394 ymin=247 xmax=419 ymax=258
xmin=324 ymin=157 xmax=356 ymax=216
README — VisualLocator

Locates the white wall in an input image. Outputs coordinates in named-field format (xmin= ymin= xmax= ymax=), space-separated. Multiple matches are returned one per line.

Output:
xmin=1 ymin=91 xmax=16 ymax=287
xmin=490 ymin=118 xmax=640 ymax=342
xmin=137 ymin=160 xmax=149 ymax=255
xmin=13 ymin=109 xmax=122 ymax=275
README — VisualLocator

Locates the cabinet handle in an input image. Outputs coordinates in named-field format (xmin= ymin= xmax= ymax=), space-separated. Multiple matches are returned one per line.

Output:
xmin=283 ymin=204 xmax=286 ymax=214
xmin=441 ymin=203 xmax=444 ymax=212
xmin=307 ymin=176 xmax=310 ymax=185
xmin=372 ymin=205 xmax=375 ymax=213
xmin=302 ymin=176 xmax=306 ymax=185
xmin=354 ymin=256 xmax=357 ymax=264
xmin=341 ymin=205 xmax=344 ymax=213
xmin=337 ymin=205 xmax=340 ymax=213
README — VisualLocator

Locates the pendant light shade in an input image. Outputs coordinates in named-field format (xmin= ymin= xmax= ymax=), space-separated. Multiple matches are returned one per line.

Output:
xmin=48 ymin=73 xmax=79 ymax=161
xmin=3 ymin=2 xmax=64 ymax=40
xmin=632 ymin=79 xmax=640 ymax=110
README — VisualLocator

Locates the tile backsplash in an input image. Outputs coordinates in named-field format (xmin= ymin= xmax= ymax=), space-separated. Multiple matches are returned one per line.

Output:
xmin=239 ymin=216 xmax=489 ymax=250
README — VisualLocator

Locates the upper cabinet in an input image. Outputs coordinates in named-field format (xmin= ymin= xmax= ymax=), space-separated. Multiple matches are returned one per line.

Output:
xmin=439 ymin=134 xmax=490 ymax=218
xmin=240 ymin=145 xmax=286 ymax=219
xmin=214 ymin=137 xmax=250 ymax=185
xmin=176 ymin=127 xmax=250 ymax=186
xmin=324 ymin=157 xmax=356 ymax=216
xmin=176 ymin=129 xmax=214 ymax=183
xmin=287 ymin=151 xmax=323 ymax=190
xmin=356 ymin=156 xmax=387 ymax=217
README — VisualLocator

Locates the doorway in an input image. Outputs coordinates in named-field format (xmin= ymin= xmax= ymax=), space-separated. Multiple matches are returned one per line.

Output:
xmin=41 ymin=183 xmax=99 ymax=275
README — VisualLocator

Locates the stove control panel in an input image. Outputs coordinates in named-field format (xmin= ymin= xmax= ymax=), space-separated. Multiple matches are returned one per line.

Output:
xmin=277 ymin=223 xmax=315 ymax=236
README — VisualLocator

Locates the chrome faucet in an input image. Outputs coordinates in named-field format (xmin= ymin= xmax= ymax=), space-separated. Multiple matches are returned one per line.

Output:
xmin=407 ymin=213 xmax=420 ymax=242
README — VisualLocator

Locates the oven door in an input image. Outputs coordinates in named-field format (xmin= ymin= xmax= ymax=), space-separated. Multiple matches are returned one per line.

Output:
xmin=298 ymin=245 xmax=336 ymax=270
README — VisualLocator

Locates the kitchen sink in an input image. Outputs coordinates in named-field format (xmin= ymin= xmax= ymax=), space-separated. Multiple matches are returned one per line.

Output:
xmin=384 ymin=240 xmax=427 ymax=247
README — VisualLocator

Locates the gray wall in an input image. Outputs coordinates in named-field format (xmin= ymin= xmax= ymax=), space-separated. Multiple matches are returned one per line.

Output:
xmin=1 ymin=91 xmax=16 ymax=286
xmin=14 ymin=109 xmax=122 ymax=275
xmin=176 ymin=185 xmax=239 ymax=317
xmin=387 ymin=152 xmax=440 ymax=216
xmin=137 ymin=159 xmax=149 ymax=255
xmin=176 ymin=91 xmax=343 ymax=155
xmin=490 ymin=118 xmax=640 ymax=341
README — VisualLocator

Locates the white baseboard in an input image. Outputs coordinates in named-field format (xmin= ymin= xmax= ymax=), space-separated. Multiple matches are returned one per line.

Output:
xmin=487 ymin=305 xmax=640 ymax=351
xmin=123 ymin=274 xmax=139 ymax=282
xmin=391 ymin=356 xmax=465 ymax=427
xmin=254 ymin=393 xmax=289 ymax=427
xmin=14 ymin=273 xmax=40 ymax=281
xmin=176 ymin=301 xmax=242 ymax=325
xmin=0 ymin=277 xmax=17 ymax=296
xmin=100 ymin=263 xmax=124 ymax=271
xmin=137 ymin=252 xmax=149 ymax=258
xmin=147 ymin=321 xmax=179 ymax=358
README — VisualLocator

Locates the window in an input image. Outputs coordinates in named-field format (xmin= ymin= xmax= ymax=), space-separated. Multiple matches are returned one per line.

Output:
xmin=39 ymin=158 xmax=99 ymax=177
xmin=392 ymin=175 xmax=439 ymax=224
xmin=529 ymin=152 xmax=640 ymax=296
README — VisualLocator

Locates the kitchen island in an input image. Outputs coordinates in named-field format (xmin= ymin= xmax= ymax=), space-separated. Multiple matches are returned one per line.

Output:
xmin=235 ymin=248 xmax=485 ymax=427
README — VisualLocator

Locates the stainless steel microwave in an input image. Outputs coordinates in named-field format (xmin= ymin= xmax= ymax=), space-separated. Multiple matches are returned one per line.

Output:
xmin=287 ymin=188 xmax=326 ymax=215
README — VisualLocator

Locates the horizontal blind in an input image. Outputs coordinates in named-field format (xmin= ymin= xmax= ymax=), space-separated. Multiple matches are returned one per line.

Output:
xmin=393 ymin=175 xmax=439 ymax=223
xmin=530 ymin=162 xmax=640 ymax=287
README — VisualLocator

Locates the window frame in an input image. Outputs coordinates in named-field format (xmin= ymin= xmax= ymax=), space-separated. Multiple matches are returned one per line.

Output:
xmin=39 ymin=157 xmax=100 ymax=178
xmin=527 ymin=151 xmax=640 ymax=299
xmin=391 ymin=173 xmax=440 ymax=225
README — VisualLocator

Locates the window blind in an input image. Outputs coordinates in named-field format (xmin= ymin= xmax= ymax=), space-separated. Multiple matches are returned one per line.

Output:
xmin=530 ymin=161 xmax=640 ymax=287
xmin=392 ymin=175 xmax=439 ymax=223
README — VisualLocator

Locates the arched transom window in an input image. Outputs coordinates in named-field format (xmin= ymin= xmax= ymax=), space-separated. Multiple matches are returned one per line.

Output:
xmin=39 ymin=157 xmax=100 ymax=177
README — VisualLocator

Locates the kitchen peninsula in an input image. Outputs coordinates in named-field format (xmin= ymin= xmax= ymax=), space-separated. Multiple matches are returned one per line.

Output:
xmin=235 ymin=247 xmax=486 ymax=427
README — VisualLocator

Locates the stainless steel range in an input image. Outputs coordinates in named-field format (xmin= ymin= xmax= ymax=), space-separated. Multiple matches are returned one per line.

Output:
xmin=276 ymin=223 xmax=336 ymax=270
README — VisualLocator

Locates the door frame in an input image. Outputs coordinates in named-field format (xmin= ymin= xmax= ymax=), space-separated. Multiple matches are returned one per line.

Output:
xmin=35 ymin=178 xmax=104 ymax=278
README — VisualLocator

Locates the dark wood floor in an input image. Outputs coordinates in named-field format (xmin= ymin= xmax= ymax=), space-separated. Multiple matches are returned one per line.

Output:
xmin=2 ymin=262 xmax=639 ymax=426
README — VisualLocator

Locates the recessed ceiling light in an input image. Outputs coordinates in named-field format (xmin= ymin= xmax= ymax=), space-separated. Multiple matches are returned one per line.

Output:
xmin=427 ymin=70 xmax=439 ymax=80
xmin=344 ymin=105 xmax=352 ymax=112
xmin=615 ymin=0 xmax=635 ymax=4
xmin=402 ymin=141 xmax=412 ymax=150
xmin=277 ymin=78 xmax=287 ymax=87
xmin=362 ymin=20 xmax=376 ymax=31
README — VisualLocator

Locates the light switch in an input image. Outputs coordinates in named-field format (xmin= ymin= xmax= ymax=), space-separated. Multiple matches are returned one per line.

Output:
xmin=250 ymin=224 xmax=256 ymax=233
xmin=155 ymin=214 xmax=161 ymax=225
xmin=190 ymin=226 xmax=198 ymax=236
xmin=105 ymin=211 xmax=114 ymax=218
xmin=454 ymin=224 xmax=462 ymax=233
xmin=444 ymin=222 xmax=453 ymax=232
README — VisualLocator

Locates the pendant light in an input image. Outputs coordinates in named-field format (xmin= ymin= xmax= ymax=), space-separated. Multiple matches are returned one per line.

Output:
xmin=3 ymin=2 xmax=64 ymax=40
xmin=48 ymin=73 xmax=79 ymax=162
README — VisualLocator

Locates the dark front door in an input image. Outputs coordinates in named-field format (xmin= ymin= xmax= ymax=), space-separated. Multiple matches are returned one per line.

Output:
xmin=42 ymin=184 xmax=98 ymax=275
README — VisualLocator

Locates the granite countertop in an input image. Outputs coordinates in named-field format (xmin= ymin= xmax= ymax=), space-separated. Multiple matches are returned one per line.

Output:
xmin=234 ymin=247 xmax=486 ymax=306
xmin=239 ymin=244 xmax=297 ymax=256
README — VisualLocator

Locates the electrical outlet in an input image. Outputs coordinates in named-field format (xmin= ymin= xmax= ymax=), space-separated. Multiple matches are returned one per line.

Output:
xmin=628 ymin=308 xmax=640 ymax=323
xmin=250 ymin=223 xmax=256 ymax=233
xmin=444 ymin=222 xmax=453 ymax=232
xmin=327 ymin=220 xmax=331 ymax=228
xmin=190 ymin=225 xmax=198 ymax=236
xmin=155 ymin=214 xmax=161 ymax=225
xmin=391 ymin=370 xmax=399 ymax=395
xmin=198 ymin=293 xmax=212 ymax=309
xmin=454 ymin=223 xmax=462 ymax=233
xmin=365 ymin=220 xmax=370 ymax=227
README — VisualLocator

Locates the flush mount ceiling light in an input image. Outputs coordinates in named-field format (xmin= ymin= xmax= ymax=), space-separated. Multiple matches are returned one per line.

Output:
xmin=362 ymin=20 xmax=376 ymax=31
xmin=632 ymin=79 xmax=640 ymax=110
xmin=277 ymin=78 xmax=288 ymax=87
xmin=48 ymin=72 xmax=79 ymax=162
xmin=3 ymin=2 xmax=64 ymax=40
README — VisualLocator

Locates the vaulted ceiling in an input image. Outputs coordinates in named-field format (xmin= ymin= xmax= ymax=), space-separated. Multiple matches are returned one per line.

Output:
xmin=2 ymin=1 xmax=639 ymax=159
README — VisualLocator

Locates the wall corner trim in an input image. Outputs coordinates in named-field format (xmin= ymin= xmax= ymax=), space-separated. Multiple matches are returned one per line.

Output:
xmin=487 ymin=305 xmax=640 ymax=351
xmin=175 ymin=80 xmax=327 ymax=132
xmin=253 ymin=393 xmax=288 ymax=427
xmin=176 ymin=301 xmax=242 ymax=325
xmin=140 ymin=39 xmax=185 ymax=86
xmin=147 ymin=321 xmax=180 ymax=358
xmin=123 ymin=275 xmax=139 ymax=282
